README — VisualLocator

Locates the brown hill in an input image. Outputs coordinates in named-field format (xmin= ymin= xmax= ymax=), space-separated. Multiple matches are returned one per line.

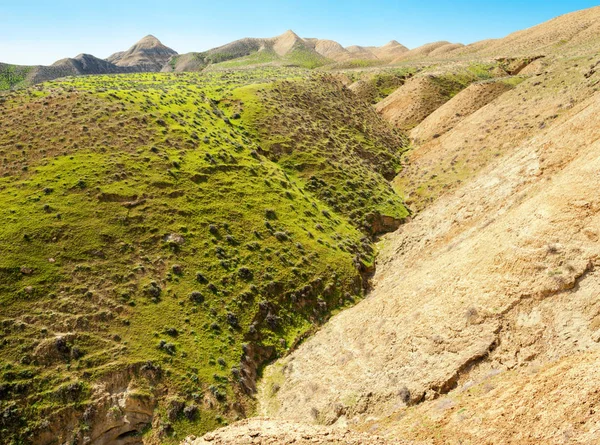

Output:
xmin=27 ymin=53 xmax=143 ymax=85
xmin=375 ymin=76 xmax=453 ymax=130
xmin=368 ymin=40 xmax=410 ymax=60
xmin=305 ymin=38 xmax=352 ymax=61
xmin=450 ymin=5 xmax=600 ymax=57
xmin=1 ymin=36 xmax=177 ymax=89
xmin=164 ymin=30 xmax=331 ymax=71
xmin=346 ymin=45 xmax=381 ymax=60
xmin=106 ymin=34 xmax=177 ymax=70
xmin=410 ymin=79 xmax=514 ymax=144
xmin=391 ymin=41 xmax=460 ymax=62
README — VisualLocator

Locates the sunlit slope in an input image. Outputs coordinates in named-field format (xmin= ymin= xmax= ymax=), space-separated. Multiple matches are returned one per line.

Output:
xmin=0 ymin=69 xmax=408 ymax=444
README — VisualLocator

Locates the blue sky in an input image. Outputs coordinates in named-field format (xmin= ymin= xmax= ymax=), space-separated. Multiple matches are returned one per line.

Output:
xmin=0 ymin=0 xmax=598 ymax=65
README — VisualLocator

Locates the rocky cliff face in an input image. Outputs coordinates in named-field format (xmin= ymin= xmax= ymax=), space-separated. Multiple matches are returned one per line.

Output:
xmin=32 ymin=365 xmax=160 ymax=445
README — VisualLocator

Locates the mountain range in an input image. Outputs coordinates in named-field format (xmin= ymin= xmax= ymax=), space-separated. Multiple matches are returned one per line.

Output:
xmin=4 ymin=8 xmax=600 ymax=90
xmin=0 ymin=31 xmax=415 ymax=87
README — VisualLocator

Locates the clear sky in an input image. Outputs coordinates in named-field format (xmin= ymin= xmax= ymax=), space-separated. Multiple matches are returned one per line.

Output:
xmin=1 ymin=0 xmax=598 ymax=65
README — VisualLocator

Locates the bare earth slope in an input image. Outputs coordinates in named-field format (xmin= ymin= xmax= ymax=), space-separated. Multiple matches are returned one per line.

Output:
xmin=375 ymin=76 xmax=450 ymax=130
xmin=449 ymin=5 xmax=600 ymax=57
xmin=394 ymin=56 xmax=599 ymax=211
xmin=182 ymin=418 xmax=418 ymax=445
xmin=410 ymin=79 xmax=514 ymax=144
xmin=258 ymin=75 xmax=600 ymax=442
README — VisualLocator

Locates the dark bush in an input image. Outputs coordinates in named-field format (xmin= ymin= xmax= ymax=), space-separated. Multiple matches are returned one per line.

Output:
xmin=274 ymin=232 xmax=289 ymax=241
xmin=238 ymin=267 xmax=253 ymax=280
xmin=183 ymin=404 xmax=199 ymax=420
xmin=190 ymin=291 xmax=204 ymax=304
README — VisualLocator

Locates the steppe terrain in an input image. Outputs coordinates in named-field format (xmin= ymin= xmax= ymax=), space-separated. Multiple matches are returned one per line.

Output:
xmin=1 ymin=5 xmax=600 ymax=445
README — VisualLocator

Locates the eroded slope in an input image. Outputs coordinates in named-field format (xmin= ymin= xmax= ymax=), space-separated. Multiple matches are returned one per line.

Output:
xmin=257 ymin=53 xmax=600 ymax=444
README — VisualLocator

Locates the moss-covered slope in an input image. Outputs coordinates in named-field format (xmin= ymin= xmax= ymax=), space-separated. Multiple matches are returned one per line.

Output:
xmin=0 ymin=68 xmax=407 ymax=444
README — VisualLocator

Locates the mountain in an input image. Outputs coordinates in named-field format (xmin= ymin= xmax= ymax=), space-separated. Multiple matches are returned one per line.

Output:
xmin=163 ymin=30 xmax=333 ymax=71
xmin=163 ymin=31 xmax=411 ymax=71
xmin=367 ymin=40 xmax=410 ymax=60
xmin=19 ymin=53 xmax=144 ymax=86
xmin=0 ymin=36 xmax=177 ymax=89
xmin=107 ymin=35 xmax=178 ymax=70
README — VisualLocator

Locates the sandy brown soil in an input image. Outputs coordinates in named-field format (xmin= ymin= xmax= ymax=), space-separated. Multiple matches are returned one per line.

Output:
xmin=410 ymin=79 xmax=514 ymax=144
xmin=182 ymin=418 xmax=420 ymax=445
xmin=375 ymin=76 xmax=451 ymax=130
xmin=259 ymin=75 xmax=600 ymax=443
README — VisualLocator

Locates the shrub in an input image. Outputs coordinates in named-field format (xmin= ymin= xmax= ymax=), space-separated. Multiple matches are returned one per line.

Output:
xmin=274 ymin=231 xmax=289 ymax=241
xmin=226 ymin=312 xmax=239 ymax=328
xmin=183 ymin=404 xmax=199 ymax=420
xmin=190 ymin=291 xmax=204 ymax=304
xmin=238 ymin=267 xmax=253 ymax=280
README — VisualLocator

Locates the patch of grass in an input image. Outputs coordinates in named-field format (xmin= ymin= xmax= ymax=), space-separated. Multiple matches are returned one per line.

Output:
xmin=326 ymin=59 xmax=387 ymax=70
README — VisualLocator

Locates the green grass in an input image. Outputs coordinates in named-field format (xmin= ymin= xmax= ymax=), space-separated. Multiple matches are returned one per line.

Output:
xmin=0 ymin=63 xmax=31 ymax=90
xmin=326 ymin=59 xmax=387 ymax=70
xmin=0 ymin=68 xmax=407 ymax=443
xmin=212 ymin=50 xmax=281 ymax=68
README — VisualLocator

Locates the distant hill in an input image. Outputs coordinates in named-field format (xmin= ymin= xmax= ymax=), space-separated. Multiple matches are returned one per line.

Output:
xmin=107 ymin=35 xmax=178 ymax=70
xmin=163 ymin=30 xmax=333 ymax=71
xmin=0 ymin=36 xmax=178 ymax=89
xmin=163 ymin=31 xmax=412 ymax=72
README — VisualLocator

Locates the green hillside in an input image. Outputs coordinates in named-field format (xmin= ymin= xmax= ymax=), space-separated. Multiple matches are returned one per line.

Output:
xmin=0 ymin=68 xmax=408 ymax=444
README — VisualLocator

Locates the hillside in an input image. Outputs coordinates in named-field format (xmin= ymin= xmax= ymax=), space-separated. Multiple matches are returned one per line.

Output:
xmin=107 ymin=35 xmax=178 ymax=70
xmin=166 ymin=5 xmax=600 ymax=444
xmin=0 ymin=68 xmax=407 ymax=444
xmin=449 ymin=5 xmax=600 ymax=58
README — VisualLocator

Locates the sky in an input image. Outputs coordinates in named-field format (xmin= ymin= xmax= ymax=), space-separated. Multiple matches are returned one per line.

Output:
xmin=0 ymin=0 xmax=598 ymax=65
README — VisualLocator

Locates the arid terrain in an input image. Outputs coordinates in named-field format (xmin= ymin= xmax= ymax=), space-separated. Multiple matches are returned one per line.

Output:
xmin=1 ymin=5 xmax=600 ymax=445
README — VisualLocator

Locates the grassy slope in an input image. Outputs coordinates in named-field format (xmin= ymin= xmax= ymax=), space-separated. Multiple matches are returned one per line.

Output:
xmin=0 ymin=63 xmax=32 ymax=90
xmin=238 ymin=75 xmax=410 ymax=231
xmin=0 ymin=69 xmax=407 ymax=443
xmin=169 ymin=41 xmax=332 ymax=73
